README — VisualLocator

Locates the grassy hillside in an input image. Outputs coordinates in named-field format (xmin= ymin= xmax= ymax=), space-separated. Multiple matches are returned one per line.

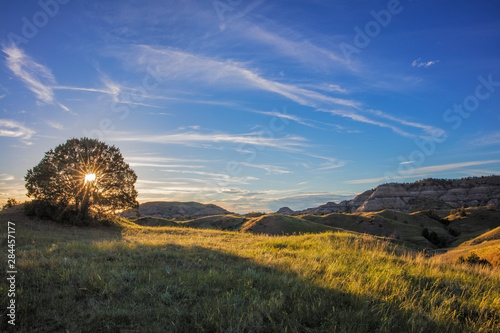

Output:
xmin=182 ymin=214 xmax=248 ymax=231
xmin=445 ymin=207 xmax=500 ymax=246
xmin=1 ymin=206 xmax=499 ymax=332
xmin=434 ymin=226 xmax=500 ymax=267
xmin=301 ymin=210 xmax=446 ymax=248
xmin=129 ymin=216 xmax=180 ymax=227
xmin=240 ymin=214 xmax=339 ymax=235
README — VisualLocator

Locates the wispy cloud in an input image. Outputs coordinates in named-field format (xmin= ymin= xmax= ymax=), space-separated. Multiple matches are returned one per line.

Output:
xmin=366 ymin=109 xmax=445 ymax=137
xmin=125 ymin=45 xmax=359 ymax=109
xmin=54 ymin=76 xmax=122 ymax=101
xmin=411 ymin=58 xmax=440 ymax=68
xmin=310 ymin=154 xmax=347 ymax=171
xmin=0 ymin=174 xmax=14 ymax=181
xmin=240 ymin=162 xmax=291 ymax=175
xmin=3 ymin=44 xmax=55 ymax=103
xmin=125 ymin=156 xmax=208 ymax=163
xmin=471 ymin=131 xmax=500 ymax=147
xmin=46 ymin=121 xmax=64 ymax=131
xmin=320 ymin=108 xmax=445 ymax=139
xmin=407 ymin=160 xmax=500 ymax=175
xmin=161 ymin=169 xmax=258 ymax=186
xmin=248 ymin=109 xmax=316 ymax=128
xmin=112 ymin=130 xmax=308 ymax=151
xmin=129 ymin=162 xmax=204 ymax=169
xmin=57 ymin=103 xmax=76 ymax=115
xmin=242 ymin=25 xmax=350 ymax=69
xmin=322 ymin=109 xmax=415 ymax=138
xmin=0 ymin=119 xmax=35 ymax=144
xmin=54 ymin=79 xmax=162 ymax=109
xmin=125 ymin=156 xmax=210 ymax=164
xmin=3 ymin=45 xmax=78 ymax=115
xmin=345 ymin=160 xmax=500 ymax=184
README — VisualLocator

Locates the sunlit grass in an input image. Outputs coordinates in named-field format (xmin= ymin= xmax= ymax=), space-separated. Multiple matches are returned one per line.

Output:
xmin=1 ymin=209 xmax=499 ymax=332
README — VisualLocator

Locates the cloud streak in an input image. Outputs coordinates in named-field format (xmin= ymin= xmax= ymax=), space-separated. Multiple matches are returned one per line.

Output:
xmin=126 ymin=45 xmax=359 ymax=109
xmin=321 ymin=108 xmax=445 ymax=139
xmin=3 ymin=45 xmax=55 ymax=103
xmin=240 ymin=162 xmax=291 ymax=175
xmin=323 ymin=109 xmax=415 ymax=138
xmin=242 ymin=25 xmax=349 ymax=69
xmin=112 ymin=130 xmax=308 ymax=151
xmin=0 ymin=119 xmax=35 ymax=144
xmin=471 ymin=131 xmax=500 ymax=147
xmin=412 ymin=58 xmax=440 ymax=68
xmin=345 ymin=160 xmax=500 ymax=184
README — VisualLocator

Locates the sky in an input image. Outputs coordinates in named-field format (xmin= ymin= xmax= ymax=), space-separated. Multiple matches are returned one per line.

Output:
xmin=1 ymin=0 xmax=500 ymax=213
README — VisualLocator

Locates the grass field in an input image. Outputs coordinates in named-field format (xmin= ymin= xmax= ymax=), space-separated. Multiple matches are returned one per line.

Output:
xmin=1 ymin=205 xmax=499 ymax=332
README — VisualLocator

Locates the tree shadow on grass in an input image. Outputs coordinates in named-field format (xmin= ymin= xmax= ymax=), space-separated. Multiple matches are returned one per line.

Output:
xmin=5 ymin=239 xmax=479 ymax=333
xmin=0 ymin=205 xmax=124 ymax=250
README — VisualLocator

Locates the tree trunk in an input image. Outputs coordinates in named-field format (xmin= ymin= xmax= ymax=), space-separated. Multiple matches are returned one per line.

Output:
xmin=80 ymin=188 xmax=90 ymax=219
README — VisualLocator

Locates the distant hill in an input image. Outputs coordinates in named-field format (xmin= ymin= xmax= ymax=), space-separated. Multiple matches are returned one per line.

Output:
xmin=240 ymin=214 xmax=339 ymax=236
xmin=120 ymin=201 xmax=231 ymax=219
xmin=278 ymin=175 xmax=500 ymax=214
xmin=182 ymin=215 xmax=247 ymax=231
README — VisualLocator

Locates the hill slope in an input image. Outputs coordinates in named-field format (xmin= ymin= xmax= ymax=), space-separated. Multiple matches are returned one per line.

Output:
xmin=120 ymin=201 xmax=231 ymax=219
xmin=240 ymin=214 xmax=339 ymax=235
xmin=1 ymin=206 xmax=499 ymax=332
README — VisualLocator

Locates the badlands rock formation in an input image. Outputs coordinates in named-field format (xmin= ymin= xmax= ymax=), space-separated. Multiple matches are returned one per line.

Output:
xmin=278 ymin=176 xmax=500 ymax=214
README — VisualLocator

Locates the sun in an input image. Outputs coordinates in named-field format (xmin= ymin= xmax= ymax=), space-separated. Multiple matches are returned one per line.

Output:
xmin=84 ymin=173 xmax=96 ymax=183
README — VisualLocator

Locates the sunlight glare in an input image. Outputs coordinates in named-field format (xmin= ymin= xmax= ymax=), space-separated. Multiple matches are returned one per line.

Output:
xmin=85 ymin=173 xmax=96 ymax=183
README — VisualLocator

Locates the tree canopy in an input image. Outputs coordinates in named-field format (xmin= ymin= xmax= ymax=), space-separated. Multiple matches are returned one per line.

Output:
xmin=25 ymin=138 xmax=138 ymax=219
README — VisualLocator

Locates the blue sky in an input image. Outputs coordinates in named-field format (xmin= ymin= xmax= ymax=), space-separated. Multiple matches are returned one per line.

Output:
xmin=1 ymin=0 xmax=500 ymax=213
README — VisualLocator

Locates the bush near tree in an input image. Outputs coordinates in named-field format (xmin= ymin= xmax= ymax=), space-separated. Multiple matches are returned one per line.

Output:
xmin=2 ymin=198 xmax=18 ymax=210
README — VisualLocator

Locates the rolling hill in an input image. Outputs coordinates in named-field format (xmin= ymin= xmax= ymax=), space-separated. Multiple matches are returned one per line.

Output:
xmin=120 ymin=201 xmax=231 ymax=219
xmin=239 ymin=214 xmax=339 ymax=235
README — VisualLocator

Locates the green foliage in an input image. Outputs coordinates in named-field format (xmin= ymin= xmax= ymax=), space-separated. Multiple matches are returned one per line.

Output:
xmin=25 ymin=138 xmax=138 ymax=222
xmin=2 ymin=198 xmax=18 ymax=210
xmin=421 ymin=209 xmax=441 ymax=221
xmin=245 ymin=211 xmax=266 ymax=218
xmin=422 ymin=227 xmax=448 ymax=248
xmin=457 ymin=252 xmax=492 ymax=267
xmin=451 ymin=207 xmax=468 ymax=217
xmin=24 ymin=200 xmax=125 ymax=227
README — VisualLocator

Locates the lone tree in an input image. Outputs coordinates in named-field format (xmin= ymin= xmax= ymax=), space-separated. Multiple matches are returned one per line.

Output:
xmin=25 ymin=138 xmax=138 ymax=219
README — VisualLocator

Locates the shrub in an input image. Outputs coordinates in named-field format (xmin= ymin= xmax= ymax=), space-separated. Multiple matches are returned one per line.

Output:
xmin=24 ymin=200 xmax=90 ymax=226
xmin=245 ymin=212 xmax=266 ymax=218
xmin=451 ymin=206 xmax=467 ymax=217
xmin=447 ymin=227 xmax=461 ymax=237
xmin=2 ymin=198 xmax=18 ymax=210
xmin=422 ymin=227 xmax=447 ymax=247
xmin=422 ymin=227 xmax=430 ymax=239
xmin=422 ymin=209 xmax=441 ymax=221
xmin=389 ymin=231 xmax=402 ymax=240
xmin=457 ymin=252 xmax=492 ymax=267
xmin=486 ymin=203 xmax=496 ymax=211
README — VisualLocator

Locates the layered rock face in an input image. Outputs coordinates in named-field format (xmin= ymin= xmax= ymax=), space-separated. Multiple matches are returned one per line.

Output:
xmin=121 ymin=201 xmax=231 ymax=218
xmin=277 ymin=176 xmax=500 ymax=214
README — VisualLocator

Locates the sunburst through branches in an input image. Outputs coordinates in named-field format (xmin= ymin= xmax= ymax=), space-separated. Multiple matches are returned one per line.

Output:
xmin=25 ymin=138 xmax=139 ymax=222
